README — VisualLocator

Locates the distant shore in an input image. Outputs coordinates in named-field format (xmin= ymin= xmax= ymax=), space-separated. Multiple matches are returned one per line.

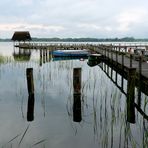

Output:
xmin=1 ymin=37 xmax=148 ymax=42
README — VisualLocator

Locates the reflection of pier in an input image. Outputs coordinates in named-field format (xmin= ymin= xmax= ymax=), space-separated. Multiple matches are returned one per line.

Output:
xmin=99 ymin=62 xmax=148 ymax=122
xmin=73 ymin=68 xmax=82 ymax=122
xmin=15 ymin=43 xmax=148 ymax=81
xmin=39 ymin=49 xmax=51 ymax=66
xmin=13 ymin=48 xmax=31 ymax=61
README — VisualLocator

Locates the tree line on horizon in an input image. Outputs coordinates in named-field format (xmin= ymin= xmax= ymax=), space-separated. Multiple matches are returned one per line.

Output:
xmin=0 ymin=37 xmax=148 ymax=42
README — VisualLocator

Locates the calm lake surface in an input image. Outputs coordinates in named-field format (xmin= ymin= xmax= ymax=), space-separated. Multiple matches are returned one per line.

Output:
xmin=0 ymin=42 xmax=147 ymax=148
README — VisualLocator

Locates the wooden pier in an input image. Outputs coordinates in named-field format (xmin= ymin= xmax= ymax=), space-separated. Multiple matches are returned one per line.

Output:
xmin=15 ymin=42 xmax=148 ymax=84
xmin=92 ymin=45 xmax=148 ymax=80
xmin=14 ymin=42 xmax=148 ymax=122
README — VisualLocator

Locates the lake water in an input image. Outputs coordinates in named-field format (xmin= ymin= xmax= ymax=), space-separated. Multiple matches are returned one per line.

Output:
xmin=0 ymin=42 xmax=147 ymax=148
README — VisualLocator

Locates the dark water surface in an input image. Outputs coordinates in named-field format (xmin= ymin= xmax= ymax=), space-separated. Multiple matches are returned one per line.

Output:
xmin=0 ymin=42 xmax=147 ymax=148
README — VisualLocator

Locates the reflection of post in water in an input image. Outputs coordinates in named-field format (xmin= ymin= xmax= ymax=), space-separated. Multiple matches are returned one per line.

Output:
xmin=27 ymin=93 xmax=35 ymax=121
xmin=40 ymin=49 xmax=51 ymax=65
xmin=127 ymin=68 xmax=136 ymax=123
xmin=45 ymin=49 xmax=48 ymax=62
xmin=26 ymin=68 xmax=35 ymax=121
xmin=13 ymin=48 xmax=31 ymax=61
xmin=73 ymin=93 xmax=82 ymax=122
xmin=43 ymin=49 xmax=46 ymax=63
xmin=73 ymin=68 xmax=82 ymax=122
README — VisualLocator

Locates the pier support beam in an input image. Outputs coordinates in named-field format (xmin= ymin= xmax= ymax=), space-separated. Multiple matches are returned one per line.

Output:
xmin=127 ymin=68 xmax=136 ymax=123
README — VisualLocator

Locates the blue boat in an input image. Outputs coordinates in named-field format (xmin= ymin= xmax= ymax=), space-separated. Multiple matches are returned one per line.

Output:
xmin=52 ymin=56 xmax=88 ymax=61
xmin=52 ymin=49 xmax=89 ymax=57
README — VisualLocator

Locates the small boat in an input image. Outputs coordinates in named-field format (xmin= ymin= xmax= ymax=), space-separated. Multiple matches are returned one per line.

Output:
xmin=87 ymin=54 xmax=102 ymax=67
xmin=52 ymin=49 xmax=89 ymax=57
xmin=52 ymin=57 xmax=87 ymax=61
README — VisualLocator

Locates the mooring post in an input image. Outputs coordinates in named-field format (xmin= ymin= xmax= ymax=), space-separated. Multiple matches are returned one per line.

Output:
xmin=73 ymin=68 xmax=82 ymax=122
xmin=26 ymin=68 xmax=34 ymax=94
xmin=127 ymin=68 xmax=136 ymax=123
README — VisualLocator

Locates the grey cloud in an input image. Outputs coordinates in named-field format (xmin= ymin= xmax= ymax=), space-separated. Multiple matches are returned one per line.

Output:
xmin=0 ymin=0 xmax=148 ymax=38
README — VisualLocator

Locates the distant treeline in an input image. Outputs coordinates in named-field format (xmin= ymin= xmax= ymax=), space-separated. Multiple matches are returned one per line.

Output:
xmin=1 ymin=37 xmax=148 ymax=42
xmin=31 ymin=37 xmax=148 ymax=42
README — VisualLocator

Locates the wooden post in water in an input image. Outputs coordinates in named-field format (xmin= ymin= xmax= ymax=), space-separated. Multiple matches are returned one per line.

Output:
xmin=127 ymin=68 xmax=136 ymax=123
xmin=73 ymin=68 xmax=82 ymax=122
xmin=26 ymin=68 xmax=34 ymax=94
xmin=26 ymin=68 xmax=35 ymax=121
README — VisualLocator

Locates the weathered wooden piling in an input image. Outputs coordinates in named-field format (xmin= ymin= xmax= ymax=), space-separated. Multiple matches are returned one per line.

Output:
xmin=127 ymin=68 xmax=136 ymax=123
xmin=73 ymin=68 xmax=82 ymax=122
xmin=26 ymin=68 xmax=34 ymax=94
xmin=73 ymin=68 xmax=81 ymax=94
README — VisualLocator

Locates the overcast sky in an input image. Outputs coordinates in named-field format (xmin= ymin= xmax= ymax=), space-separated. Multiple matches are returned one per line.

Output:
xmin=0 ymin=0 xmax=148 ymax=38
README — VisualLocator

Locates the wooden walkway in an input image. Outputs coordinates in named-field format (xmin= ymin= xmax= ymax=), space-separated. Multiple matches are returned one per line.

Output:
xmin=15 ymin=42 xmax=148 ymax=81
xmin=91 ymin=45 xmax=148 ymax=79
